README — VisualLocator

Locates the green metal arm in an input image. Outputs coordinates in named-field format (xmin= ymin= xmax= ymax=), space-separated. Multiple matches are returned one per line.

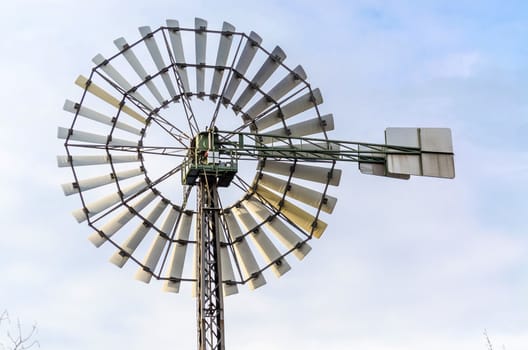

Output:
xmin=217 ymin=130 xmax=424 ymax=163
xmin=216 ymin=128 xmax=455 ymax=179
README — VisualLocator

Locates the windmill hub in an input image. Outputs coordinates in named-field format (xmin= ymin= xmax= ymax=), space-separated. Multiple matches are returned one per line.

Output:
xmin=182 ymin=128 xmax=238 ymax=187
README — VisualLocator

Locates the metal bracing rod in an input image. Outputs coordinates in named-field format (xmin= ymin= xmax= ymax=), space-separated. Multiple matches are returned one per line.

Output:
xmin=160 ymin=29 xmax=200 ymax=137
xmin=197 ymin=177 xmax=225 ymax=350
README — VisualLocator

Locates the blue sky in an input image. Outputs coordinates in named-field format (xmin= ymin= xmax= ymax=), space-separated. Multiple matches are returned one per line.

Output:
xmin=0 ymin=1 xmax=527 ymax=349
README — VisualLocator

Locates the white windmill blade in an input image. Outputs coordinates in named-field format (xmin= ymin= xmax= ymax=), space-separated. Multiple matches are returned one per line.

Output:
xmin=87 ymin=189 xmax=158 ymax=247
xmin=254 ymin=185 xmax=328 ymax=238
xmin=138 ymin=26 xmax=178 ymax=99
xmin=57 ymin=154 xmax=140 ymax=168
xmin=244 ymin=197 xmax=311 ymax=260
xmin=92 ymin=54 xmax=154 ymax=110
xmin=233 ymin=205 xmax=291 ymax=278
xmin=253 ymin=88 xmax=323 ymax=131
xmin=191 ymin=236 xmax=198 ymax=298
xmin=61 ymin=167 xmax=144 ymax=196
xmin=244 ymin=65 xmax=306 ymax=120
xmin=74 ymin=75 xmax=146 ymax=124
xmin=259 ymin=174 xmax=337 ymax=214
xmin=223 ymin=210 xmax=266 ymax=290
xmin=357 ymin=144 xmax=410 ymax=180
xmin=194 ymin=18 xmax=207 ymax=98
xmin=57 ymin=127 xmax=139 ymax=147
xmin=261 ymin=160 xmax=342 ymax=186
xmin=222 ymin=31 xmax=262 ymax=104
xmin=109 ymin=199 xmax=169 ymax=268
xmin=114 ymin=37 xmax=166 ymax=105
xmin=166 ymin=19 xmax=191 ymax=94
xmin=135 ymin=206 xmax=181 ymax=284
xmin=63 ymin=100 xmax=142 ymax=136
xmin=233 ymin=46 xmax=286 ymax=113
xmin=71 ymin=178 xmax=149 ymax=223
xmin=218 ymin=226 xmax=239 ymax=296
xmin=163 ymin=212 xmax=194 ymax=293
xmin=260 ymin=114 xmax=334 ymax=143
xmin=210 ymin=21 xmax=236 ymax=98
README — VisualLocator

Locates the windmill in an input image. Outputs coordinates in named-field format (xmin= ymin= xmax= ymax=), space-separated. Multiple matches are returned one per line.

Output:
xmin=58 ymin=18 xmax=455 ymax=350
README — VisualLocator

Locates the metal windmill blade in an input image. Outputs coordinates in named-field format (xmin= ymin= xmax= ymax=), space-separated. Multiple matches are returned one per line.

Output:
xmin=58 ymin=17 xmax=455 ymax=350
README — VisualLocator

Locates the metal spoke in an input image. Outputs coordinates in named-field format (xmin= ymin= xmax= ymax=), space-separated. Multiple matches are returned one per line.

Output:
xmin=208 ymin=33 xmax=245 ymax=130
xmin=65 ymin=143 xmax=189 ymax=157
xmin=149 ymin=112 xmax=192 ymax=147
xmin=89 ymin=163 xmax=184 ymax=226
xmin=160 ymin=28 xmax=200 ymax=136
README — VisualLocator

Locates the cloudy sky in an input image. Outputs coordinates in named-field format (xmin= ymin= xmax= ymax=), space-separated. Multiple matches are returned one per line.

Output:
xmin=0 ymin=1 xmax=527 ymax=349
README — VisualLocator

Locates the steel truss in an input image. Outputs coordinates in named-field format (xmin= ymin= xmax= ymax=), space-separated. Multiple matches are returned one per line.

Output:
xmin=197 ymin=177 xmax=225 ymax=350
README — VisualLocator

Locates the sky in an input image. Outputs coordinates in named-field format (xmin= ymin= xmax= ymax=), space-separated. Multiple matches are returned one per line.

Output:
xmin=0 ymin=0 xmax=527 ymax=349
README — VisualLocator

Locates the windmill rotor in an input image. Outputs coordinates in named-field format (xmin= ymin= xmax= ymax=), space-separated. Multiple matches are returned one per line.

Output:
xmin=58 ymin=17 xmax=455 ymax=350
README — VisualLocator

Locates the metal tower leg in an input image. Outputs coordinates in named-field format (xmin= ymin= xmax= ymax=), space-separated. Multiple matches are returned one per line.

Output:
xmin=196 ymin=177 xmax=225 ymax=350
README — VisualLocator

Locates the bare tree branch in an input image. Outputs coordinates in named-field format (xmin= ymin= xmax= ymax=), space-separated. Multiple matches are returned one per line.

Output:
xmin=484 ymin=329 xmax=494 ymax=350
xmin=0 ymin=310 xmax=39 ymax=350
